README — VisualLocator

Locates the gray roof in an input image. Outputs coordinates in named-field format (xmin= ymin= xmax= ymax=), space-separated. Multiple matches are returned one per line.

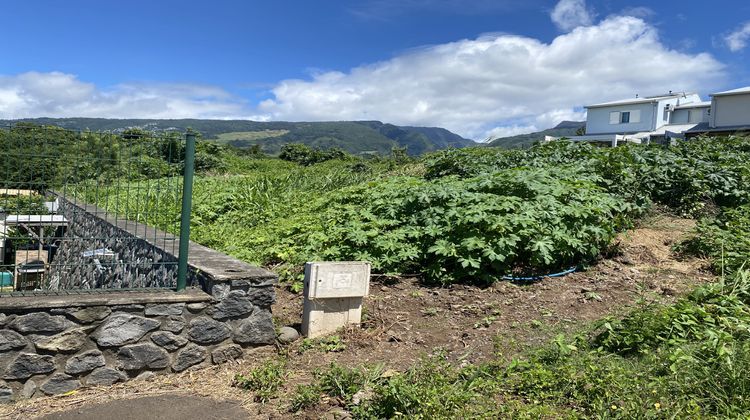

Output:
xmin=685 ymin=122 xmax=750 ymax=133
xmin=711 ymin=86 xmax=750 ymax=97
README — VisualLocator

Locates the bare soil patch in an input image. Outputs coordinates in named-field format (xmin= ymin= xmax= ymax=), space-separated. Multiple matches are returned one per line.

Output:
xmin=0 ymin=213 xmax=713 ymax=419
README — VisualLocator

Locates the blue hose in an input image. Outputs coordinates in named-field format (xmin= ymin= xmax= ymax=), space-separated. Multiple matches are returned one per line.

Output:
xmin=501 ymin=266 xmax=577 ymax=281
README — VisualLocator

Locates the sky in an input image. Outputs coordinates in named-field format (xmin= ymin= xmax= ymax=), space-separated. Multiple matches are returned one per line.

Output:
xmin=1 ymin=0 xmax=749 ymax=140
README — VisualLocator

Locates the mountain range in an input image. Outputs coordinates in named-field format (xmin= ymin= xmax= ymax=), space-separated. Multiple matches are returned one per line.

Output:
xmin=0 ymin=118 xmax=475 ymax=156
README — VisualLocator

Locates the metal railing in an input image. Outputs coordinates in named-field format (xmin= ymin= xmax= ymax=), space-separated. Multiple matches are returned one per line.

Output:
xmin=0 ymin=124 xmax=195 ymax=295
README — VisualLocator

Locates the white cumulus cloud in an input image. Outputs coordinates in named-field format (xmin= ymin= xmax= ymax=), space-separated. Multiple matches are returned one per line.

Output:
xmin=0 ymin=71 xmax=258 ymax=120
xmin=0 ymin=16 xmax=727 ymax=141
xmin=550 ymin=0 xmax=593 ymax=31
xmin=259 ymin=16 xmax=724 ymax=139
xmin=725 ymin=22 xmax=750 ymax=52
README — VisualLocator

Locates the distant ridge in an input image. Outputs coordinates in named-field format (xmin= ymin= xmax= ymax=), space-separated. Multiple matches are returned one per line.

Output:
xmin=486 ymin=121 xmax=585 ymax=149
xmin=0 ymin=118 xmax=475 ymax=156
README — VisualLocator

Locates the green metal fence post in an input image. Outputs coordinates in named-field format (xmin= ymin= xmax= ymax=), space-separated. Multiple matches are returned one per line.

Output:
xmin=176 ymin=131 xmax=196 ymax=291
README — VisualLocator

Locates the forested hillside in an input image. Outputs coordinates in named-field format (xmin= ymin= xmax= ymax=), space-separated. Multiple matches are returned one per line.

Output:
xmin=0 ymin=118 xmax=474 ymax=156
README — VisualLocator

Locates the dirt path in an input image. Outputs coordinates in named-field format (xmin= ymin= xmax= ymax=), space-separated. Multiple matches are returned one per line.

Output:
xmin=0 ymin=213 xmax=713 ymax=419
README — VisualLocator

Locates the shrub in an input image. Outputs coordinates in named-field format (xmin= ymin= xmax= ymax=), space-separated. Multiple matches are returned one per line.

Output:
xmin=278 ymin=167 xmax=635 ymax=285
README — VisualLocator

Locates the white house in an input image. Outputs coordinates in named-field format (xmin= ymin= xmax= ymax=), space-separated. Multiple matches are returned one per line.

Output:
xmin=546 ymin=86 xmax=750 ymax=146
xmin=546 ymin=92 xmax=705 ymax=146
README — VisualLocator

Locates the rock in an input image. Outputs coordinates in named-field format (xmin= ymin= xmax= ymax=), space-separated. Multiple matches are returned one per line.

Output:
xmin=211 ymin=344 xmax=243 ymax=364
xmin=0 ymin=329 xmax=27 ymax=352
xmin=246 ymin=287 xmax=275 ymax=309
xmin=172 ymin=344 xmax=207 ymax=372
xmin=65 ymin=350 xmax=106 ymax=375
xmin=0 ymin=314 xmax=7 ymax=327
xmin=92 ymin=313 xmax=160 ymax=346
xmin=4 ymin=353 xmax=56 ymax=380
xmin=133 ymin=371 xmax=156 ymax=382
xmin=150 ymin=331 xmax=188 ymax=351
xmin=144 ymin=303 xmax=185 ymax=317
xmin=162 ymin=316 xmax=185 ymax=334
xmin=186 ymin=302 xmax=208 ymax=313
xmin=210 ymin=290 xmax=254 ymax=320
xmin=35 ymin=327 xmax=91 ymax=353
xmin=67 ymin=306 xmax=111 ymax=324
xmin=0 ymin=380 xmax=12 ymax=403
xmin=117 ymin=343 xmax=170 ymax=370
xmin=232 ymin=311 xmax=275 ymax=345
xmin=40 ymin=373 xmax=80 ymax=395
xmin=86 ymin=367 xmax=127 ymax=386
xmin=9 ymin=313 xmax=67 ymax=334
xmin=187 ymin=317 xmax=231 ymax=345
xmin=211 ymin=283 xmax=231 ymax=300
xmin=20 ymin=380 xmax=36 ymax=399
xmin=277 ymin=327 xmax=300 ymax=344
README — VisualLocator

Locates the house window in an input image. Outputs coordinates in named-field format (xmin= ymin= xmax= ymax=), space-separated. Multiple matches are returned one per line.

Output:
xmin=688 ymin=109 xmax=701 ymax=123
xmin=609 ymin=110 xmax=641 ymax=125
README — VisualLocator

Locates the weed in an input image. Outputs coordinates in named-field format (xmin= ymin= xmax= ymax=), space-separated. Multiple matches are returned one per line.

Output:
xmin=289 ymin=383 xmax=322 ymax=412
xmin=233 ymin=359 xmax=286 ymax=403
xmin=421 ymin=307 xmax=439 ymax=317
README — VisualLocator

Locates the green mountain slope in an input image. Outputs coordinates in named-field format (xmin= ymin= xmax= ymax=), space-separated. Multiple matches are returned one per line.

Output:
xmin=487 ymin=121 xmax=585 ymax=149
xmin=0 ymin=118 xmax=475 ymax=156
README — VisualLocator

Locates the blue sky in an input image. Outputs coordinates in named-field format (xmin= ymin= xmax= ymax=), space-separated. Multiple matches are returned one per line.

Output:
xmin=1 ymin=0 xmax=749 ymax=139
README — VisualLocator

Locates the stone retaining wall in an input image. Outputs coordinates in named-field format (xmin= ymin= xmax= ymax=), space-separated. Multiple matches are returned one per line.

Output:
xmin=0 ymin=287 xmax=275 ymax=402
xmin=0 ymin=195 xmax=279 ymax=402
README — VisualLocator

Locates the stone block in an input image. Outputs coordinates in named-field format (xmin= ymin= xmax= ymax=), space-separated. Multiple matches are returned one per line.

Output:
xmin=92 ymin=313 xmax=160 ymax=347
xmin=210 ymin=290 xmax=254 ymax=320
xmin=211 ymin=344 xmax=243 ymax=364
xmin=67 ymin=306 xmax=112 ymax=324
xmin=186 ymin=302 xmax=208 ymax=313
xmin=40 ymin=373 xmax=81 ymax=395
xmin=86 ymin=367 xmax=127 ymax=386
xmin=117 ymin=343 xmax=170 ymax=370
xmin=150 ymin=331 xmax=188 ymax=351
xmin=20 ymin=380 xmax=36 ymax=399
xmin=0 ymin=380 xmax=12 ymax=403
xmin=35 ymin=327 xmax=92 ymax=353
xmin=187 ymin=317 xmax=231 ymax=345
xmin=232 ymin=311 xmax=275 ymax=345
xmin=0 ymin=330 xmax=27 ymax=352
xmin=245 ymin=287 xmax=275 ymax=309
xmin=172 ymin=344 xmax=207 ymax=372
xmin=211 ymin=283 xmax=231 ymax=300
xmin=162 ymin=316 xmax=185 ymax=334
xmin=4 ymin=353 xmax=56 ymax=380
xmin=65 ymin=350 xmax=106 ymax=375
xmin=9 ymin=313 xmax=67 ymax=334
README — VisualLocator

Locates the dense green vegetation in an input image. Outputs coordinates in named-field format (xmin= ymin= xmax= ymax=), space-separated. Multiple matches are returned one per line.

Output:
xmin=74 ymin=135 xmax=750 ymax=288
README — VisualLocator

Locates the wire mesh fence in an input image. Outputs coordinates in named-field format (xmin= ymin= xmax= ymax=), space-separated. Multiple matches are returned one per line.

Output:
xmin=0 ymin=124 xmax=195 ymax=295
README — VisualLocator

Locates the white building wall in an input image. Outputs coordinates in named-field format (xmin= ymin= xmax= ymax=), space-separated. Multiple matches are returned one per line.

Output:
xmin=585 ymin=102 xmax=656 ymax=134
xmin=712 ymin=94 xmax=750 ymax=128
xmin=671 ymin=107 xmax=709 ymax=124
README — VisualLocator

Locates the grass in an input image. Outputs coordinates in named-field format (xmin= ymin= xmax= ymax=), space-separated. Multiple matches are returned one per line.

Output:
xmin=212 ymin=130 xmax=289 ymax=143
